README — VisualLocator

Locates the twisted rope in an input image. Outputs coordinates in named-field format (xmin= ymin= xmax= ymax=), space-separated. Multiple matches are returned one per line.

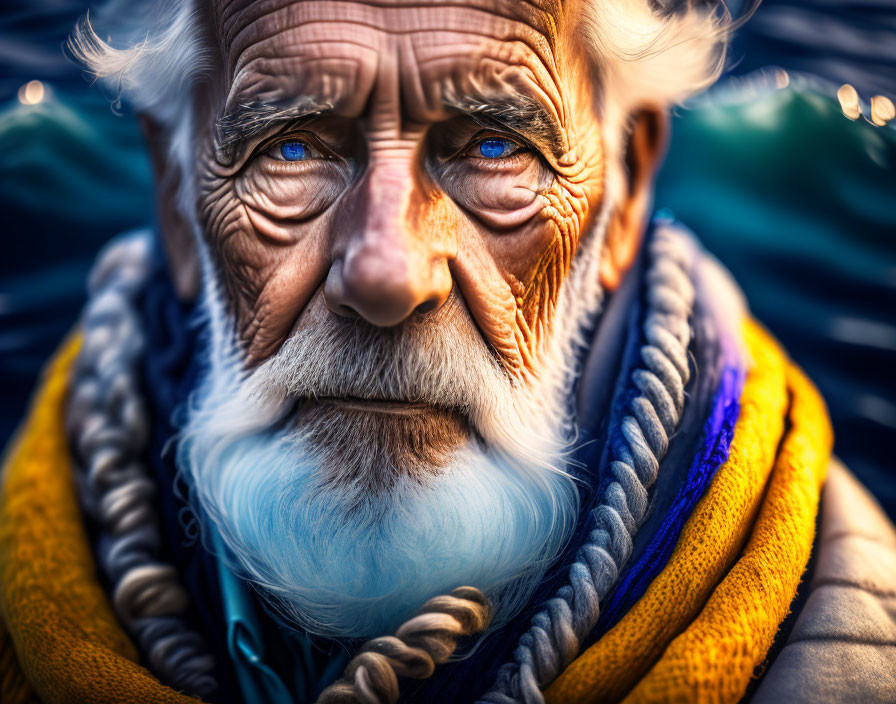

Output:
xmin=66 ymin=233 xmax=218 ymax=698
xmin=479 ymin=226 xmax=696 ymax=704
xmin=317 ymin=587 xmax=492 ymax=704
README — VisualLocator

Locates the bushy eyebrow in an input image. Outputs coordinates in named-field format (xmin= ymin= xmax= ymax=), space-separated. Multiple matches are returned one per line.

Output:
xmin=443 ymin=93 xmax=565 ymax=153
xmin=214 ymin=93 xmax=564 ymax=159
xmin=216 ymin=98 xmax=334 ymax=155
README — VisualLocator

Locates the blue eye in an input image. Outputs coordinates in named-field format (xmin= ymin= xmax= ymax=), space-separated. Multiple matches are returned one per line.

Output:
xmin=478 ymin=138 xmax=515 ymax=159
xmin=279 ymin=141 xmax=307 ymax=161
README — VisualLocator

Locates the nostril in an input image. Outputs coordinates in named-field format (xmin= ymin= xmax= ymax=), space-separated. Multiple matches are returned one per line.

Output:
xmin=325 ymin=252 xmax=451 ymax=326
xmin=335 ymin=303 xmax=359 ymax=319
xmin=414 ymin=300 xmax=438 ymax=316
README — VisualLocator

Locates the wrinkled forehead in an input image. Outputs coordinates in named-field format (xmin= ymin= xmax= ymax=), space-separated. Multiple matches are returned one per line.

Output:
xmin=210 ymin=0 xmax=569 ymax=123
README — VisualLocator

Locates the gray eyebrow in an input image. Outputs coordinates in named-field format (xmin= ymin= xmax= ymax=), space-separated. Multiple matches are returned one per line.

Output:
xmin=443 ymin=93 xmax=564 ymax=153
xmin=215 ymin=98 xmax=334 ymax=154
xmin=214 ymin=93 xmax=564 ymax=160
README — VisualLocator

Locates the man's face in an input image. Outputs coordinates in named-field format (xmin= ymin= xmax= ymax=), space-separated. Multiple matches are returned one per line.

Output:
xmin=178 ymin=0 xmax=626 ymax=637
xmin=195 ymin=0 xmax=605 ymax=408
xmin=199 ymin=0 xmax=606 ymax=344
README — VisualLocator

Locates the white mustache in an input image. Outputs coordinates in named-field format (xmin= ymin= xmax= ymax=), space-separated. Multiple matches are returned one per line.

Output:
xmin=247 ymin=296 xmax=514 ymax=419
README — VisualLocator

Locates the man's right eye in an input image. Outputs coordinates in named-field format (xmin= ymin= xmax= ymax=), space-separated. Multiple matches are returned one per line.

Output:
xmin=279 ymin=141 xmax=307 ymax=161
xmin=266 ymin=139 xmax=321 ymax=162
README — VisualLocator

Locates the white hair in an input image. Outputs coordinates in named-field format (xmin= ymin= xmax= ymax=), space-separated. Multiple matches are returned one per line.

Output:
xmin=577 ymin=0 xmax=736 ymax=201
xmin=70 ymin=1 xmax=206 ymax=128
xmin=69 ymin=0 xmax=208 ymax=217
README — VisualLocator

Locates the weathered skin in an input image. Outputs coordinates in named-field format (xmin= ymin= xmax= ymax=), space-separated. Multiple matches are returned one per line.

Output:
xmin=161 ymin=0 xmax=665 ymax=470
xmin=195 ymin=0 xmax=605 ymax=373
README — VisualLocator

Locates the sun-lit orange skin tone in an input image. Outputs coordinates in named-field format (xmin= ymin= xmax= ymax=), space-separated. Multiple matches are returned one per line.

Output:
xmin=195 ymin=0 xmax=605 ymax=378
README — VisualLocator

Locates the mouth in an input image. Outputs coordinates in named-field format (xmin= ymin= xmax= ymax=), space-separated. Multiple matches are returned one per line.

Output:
xmin=295 ymin=395 xmax=474 ymax=478
xmin=312 ymin=396 xmax=446 ymax=416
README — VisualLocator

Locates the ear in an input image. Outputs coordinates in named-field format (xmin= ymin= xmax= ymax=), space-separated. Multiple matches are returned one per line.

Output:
xmin=140 ymin=115 xmax=201 ymax=301
xmin=599 ymin=106 xmax=668 ymax=290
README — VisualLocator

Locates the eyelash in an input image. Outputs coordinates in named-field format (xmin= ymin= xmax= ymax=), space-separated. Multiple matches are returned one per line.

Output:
xmin=265 ymin=139 xmax=317 ymax=162
xmin=255 ymin=129 xmax=531 ymax=167
xmin=453 ymin=130 xmax=531 ymax=163
xmin=258 ymin=130 xmax=335 ymax=164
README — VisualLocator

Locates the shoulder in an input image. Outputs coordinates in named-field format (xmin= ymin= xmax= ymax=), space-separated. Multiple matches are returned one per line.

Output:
xmin=753 ymin=459 xmax=896 ymax=703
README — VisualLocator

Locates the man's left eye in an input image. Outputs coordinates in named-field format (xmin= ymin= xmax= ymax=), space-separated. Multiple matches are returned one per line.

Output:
xmin=474 ymin=138 xmax=519 ymax=159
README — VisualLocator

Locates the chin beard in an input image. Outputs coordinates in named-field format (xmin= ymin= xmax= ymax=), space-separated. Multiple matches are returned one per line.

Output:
xmin=178 ymin=206 xmax=608 ymax=640
xmin=297 ymin=400 xmax=471 ymax=499
xmin=177 ymin=307 xmax=579 ymax=638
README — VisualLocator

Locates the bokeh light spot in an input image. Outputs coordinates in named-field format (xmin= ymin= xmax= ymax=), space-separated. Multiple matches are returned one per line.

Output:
xmin=837 ymin=84 xmax=861 ymax=121
xmin=870 ymin=96 xmax=895 ymax=127
xmin=17 ymin=80 xmax=45 ymax=106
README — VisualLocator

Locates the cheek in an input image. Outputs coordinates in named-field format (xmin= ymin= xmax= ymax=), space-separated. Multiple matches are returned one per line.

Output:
xmin=509 ymin=175 xmax=597 ymax=369
xmin=196 ymin=159 xmax=336 ymax=360
xmin=234 ymin=161 xmax=349 ymax=243
xmin=451 ymin=165 xmax=603 ymax=379
xmin=518 ymin=178 xmax=591 ymax=314
xmin=443 ymin=158 xmax=552 ymax=230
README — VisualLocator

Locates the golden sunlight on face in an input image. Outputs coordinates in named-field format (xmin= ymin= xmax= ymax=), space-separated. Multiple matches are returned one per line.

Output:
xmin=196 ymin=0 xmax=606 ymax=378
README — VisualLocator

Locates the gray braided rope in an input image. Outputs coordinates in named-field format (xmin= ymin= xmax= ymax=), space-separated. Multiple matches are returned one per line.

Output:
xmin=479 ymin=226 xmax=695 ymax=704
xmin=66 ymin=232 xmax=218 ymax=697
xmin=317 ymin=587 xmax=492 ymax=704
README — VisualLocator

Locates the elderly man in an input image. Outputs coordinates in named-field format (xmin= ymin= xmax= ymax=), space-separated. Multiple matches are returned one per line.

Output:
xmin=1 ymin=0 xmax=894 ymax=702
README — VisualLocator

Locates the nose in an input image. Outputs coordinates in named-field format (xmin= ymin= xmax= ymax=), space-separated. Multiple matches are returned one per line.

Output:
xmin=325 ymin=162 xmax=453 ymax=327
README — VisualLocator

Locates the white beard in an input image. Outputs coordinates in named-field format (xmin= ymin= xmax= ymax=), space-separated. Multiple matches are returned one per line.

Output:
xmin=178 ymin=203 xmax=610 ymax=640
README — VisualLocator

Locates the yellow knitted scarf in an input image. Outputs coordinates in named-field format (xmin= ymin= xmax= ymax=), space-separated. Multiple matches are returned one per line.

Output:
xmin=546 ymin=320 xmax=833 ymax=703
xmin=0 ymin=320 xmax=832 ymax=703
xmin=0 ymin=334 xmax=200 ymax=704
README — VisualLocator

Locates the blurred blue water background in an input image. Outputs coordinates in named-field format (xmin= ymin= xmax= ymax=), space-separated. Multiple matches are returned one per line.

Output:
xmin=1 ymin=2 xmax=895 ymax=515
